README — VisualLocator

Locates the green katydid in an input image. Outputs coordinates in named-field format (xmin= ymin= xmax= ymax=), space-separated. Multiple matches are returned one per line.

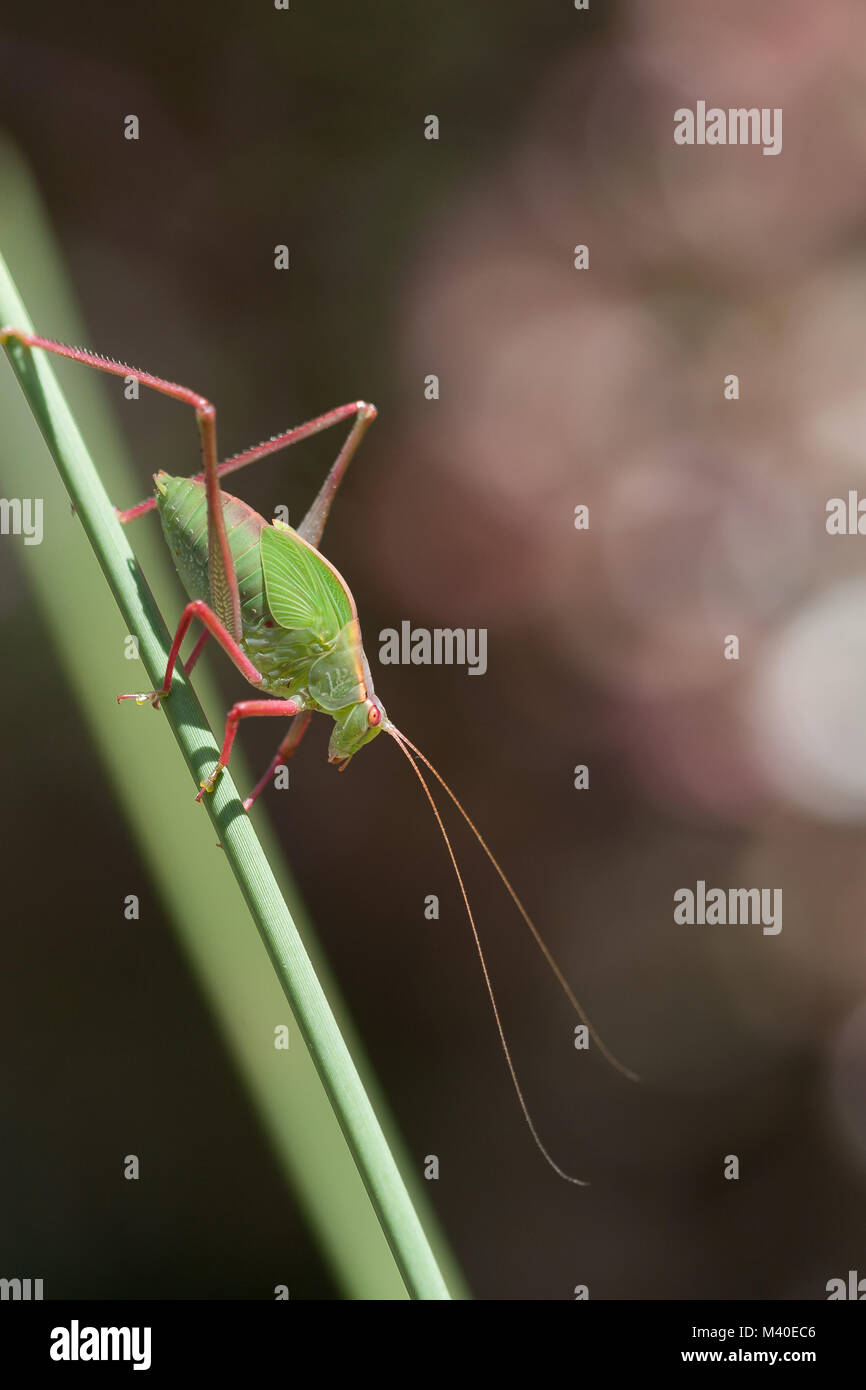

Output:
xmin=1 ymin=327 xmax=638 ymax=1184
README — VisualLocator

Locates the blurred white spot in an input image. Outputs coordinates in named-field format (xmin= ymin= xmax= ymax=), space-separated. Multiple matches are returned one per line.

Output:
xmin=751 ymin=577 xmax=866 ymax=820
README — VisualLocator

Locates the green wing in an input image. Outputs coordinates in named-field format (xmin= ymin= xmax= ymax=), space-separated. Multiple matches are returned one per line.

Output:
xmin=260 ymin=522 xmax=353 ymax=640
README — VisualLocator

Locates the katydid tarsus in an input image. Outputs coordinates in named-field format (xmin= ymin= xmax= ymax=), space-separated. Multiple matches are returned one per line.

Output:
xmin=1 ymin=327 xmax=638 ymax=1184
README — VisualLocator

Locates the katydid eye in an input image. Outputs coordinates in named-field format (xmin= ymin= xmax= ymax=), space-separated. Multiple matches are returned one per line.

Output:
xmin=367 ymin=703 xmax=381 ymax=726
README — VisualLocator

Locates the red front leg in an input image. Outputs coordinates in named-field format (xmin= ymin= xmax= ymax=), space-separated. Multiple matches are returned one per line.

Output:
xmin=117 ymin=599 xmax=263 ymax=708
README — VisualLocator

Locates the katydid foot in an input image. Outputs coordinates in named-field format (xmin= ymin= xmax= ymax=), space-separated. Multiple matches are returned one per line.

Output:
xmin=117 ymin=688 xmax=169 ymax=710
xmin=196 ymin=764 xmax=225 ymax=801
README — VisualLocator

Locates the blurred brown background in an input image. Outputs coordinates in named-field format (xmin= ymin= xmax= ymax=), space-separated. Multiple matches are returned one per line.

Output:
xmin=2 ymin=0 xmax=866 ymax=1298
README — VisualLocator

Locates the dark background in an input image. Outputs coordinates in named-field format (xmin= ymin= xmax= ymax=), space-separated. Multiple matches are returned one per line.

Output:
xmin=2 ymin=0 xmax=866 ymax=1298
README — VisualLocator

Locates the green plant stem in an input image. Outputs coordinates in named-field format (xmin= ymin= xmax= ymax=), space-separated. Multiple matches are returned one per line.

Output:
xmin=0 ymin=250 xmax=452 ymax=1302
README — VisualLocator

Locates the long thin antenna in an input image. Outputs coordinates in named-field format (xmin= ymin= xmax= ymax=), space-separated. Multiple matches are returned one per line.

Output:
xmin=389 ymin=725 xmax=639 ymax=1084
xmin=387 ymin=725 xmax=588 ymax=1185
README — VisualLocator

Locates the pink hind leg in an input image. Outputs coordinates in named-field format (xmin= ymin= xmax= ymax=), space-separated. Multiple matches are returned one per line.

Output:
xmin=116 ymin=399 xmax=377 ymax=547
xmin=0 ymin=327 xmax=243 ymax=639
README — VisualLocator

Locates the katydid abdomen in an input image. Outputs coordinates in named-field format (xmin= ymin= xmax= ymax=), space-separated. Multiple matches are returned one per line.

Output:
xmin=156 ymin=471 xmax=267 ymax=622
xmin=156 ymin=471 xmax=365 ymax=710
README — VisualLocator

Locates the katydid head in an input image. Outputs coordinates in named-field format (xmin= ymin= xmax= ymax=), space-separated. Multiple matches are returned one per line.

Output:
xmin=327 ymin=693 xmax=388 ymax=766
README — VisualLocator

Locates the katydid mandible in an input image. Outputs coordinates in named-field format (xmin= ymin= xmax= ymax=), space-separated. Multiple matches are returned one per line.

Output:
xmin=1 ymin=327 xmax=638 ymax=1184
